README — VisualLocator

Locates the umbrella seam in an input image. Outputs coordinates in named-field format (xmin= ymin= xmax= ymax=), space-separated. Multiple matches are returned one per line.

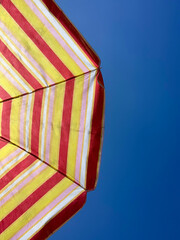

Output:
xmin=0 ymin=68 xmax=101 ymax=104
xmin=0 ymin=136 xmax=86 ymax=190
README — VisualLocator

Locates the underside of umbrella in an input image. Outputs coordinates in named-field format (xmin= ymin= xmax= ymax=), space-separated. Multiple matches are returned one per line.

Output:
xmin=0 ymin=0 xmax=104 ymax=239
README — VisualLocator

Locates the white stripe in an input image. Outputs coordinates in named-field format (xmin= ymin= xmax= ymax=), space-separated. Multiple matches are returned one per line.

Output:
xmin=0 ymin=64 xmax=25 ymax=94
xmin=19 ymin=187 xmax=84 ymax=240
xmin=41 ymin=87 xmax=49 ymax=160
xmin=80 ymin=70 xmax=96 ymax=187
xmin=0 ymin=161 xmax=41 ymax=199
xmin=0 ymin=56 xmax=31 ymax=92
xmin=0 ymin=151 xmax=27 ymax=176
xmin=33 ymin=0 xmax=95 ymax=71
xmin=0 ymin=30 xmax=48 ymax=87
xmin=25 ymin=94 xmax=33 ymax=151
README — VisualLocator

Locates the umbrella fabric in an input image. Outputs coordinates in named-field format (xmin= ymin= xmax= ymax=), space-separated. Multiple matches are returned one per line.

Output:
xmin=0 ymin=138 xmax=86 ymax=240
xmin=0 ymin=0 xmax=104 ymax=239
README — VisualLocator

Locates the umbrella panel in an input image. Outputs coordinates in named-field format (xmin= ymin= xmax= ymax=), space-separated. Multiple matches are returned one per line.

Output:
xmin=0 ymin=138 xmax=86 ymax=240
xmin=0 ymin=0 xmax=105 ymax=238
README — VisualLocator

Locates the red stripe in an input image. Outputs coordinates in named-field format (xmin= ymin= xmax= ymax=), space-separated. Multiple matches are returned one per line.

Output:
xmin=0 ymin=40 xmax=42 ymax=90
xmin=0 ymin=155 xmax=36 ymax=191
xmin=2 ymin=1 xmax=73 ymax=80
xmin=86 ymin=72 xmax=105 ymax=190
xmin=42 ymin=0 xmax=100 ymax=68
xmin=1 ymin=100 xmax=12 ymax=140
xmin=0 ymin=172 xmax=64 ymax=233
xmin=58 ymin=79 xmax=75 ymax=174
xmin=31 ymin=90 xmax=43 ymax=157
xmin=0 ymin=86 xmax=11 ymax=101
xmin=0 ymin=85 xmax=11 ymax=140
xmin=31 ymin=191 xmax=87 ymax=240
xmin=0 ymin=139 xmax=8 ymax=149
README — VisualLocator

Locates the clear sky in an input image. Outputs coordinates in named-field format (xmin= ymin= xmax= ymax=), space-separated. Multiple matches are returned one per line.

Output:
xmin=50 ymin=1 xmax=180 ymax=239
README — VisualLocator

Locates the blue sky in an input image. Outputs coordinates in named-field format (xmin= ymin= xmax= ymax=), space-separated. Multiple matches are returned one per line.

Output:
xmin=50 ymin=1 xmax=180 ymax=239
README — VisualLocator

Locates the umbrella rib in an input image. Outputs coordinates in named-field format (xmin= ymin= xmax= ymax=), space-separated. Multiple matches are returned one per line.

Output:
xmin=0 ymin=68 xmax=100 ymax=104
xmin=0 ymin=136 xmax=86 ymax=190
xmin=0 ymin=66 xmax=104 ymax=190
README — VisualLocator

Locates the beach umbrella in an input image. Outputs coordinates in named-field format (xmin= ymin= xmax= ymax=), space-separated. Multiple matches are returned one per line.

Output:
xmin=0 ymin=0 xmax=105 ymax=239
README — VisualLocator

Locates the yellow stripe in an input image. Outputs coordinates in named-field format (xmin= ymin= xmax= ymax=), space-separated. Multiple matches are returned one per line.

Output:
xmin=0 ymin=102 xmax=2 ymax=134
xmin=0 ymin=151 xmax=28 ymax=179
xmin=33 ymin=0 xmax=90 ymax=72
xmin=78 ymin=73 xmax=91 ymax=182
xmin=2 ymin=178 xmax=73 ymax=239
xmin=0 ymin=6 xmax=63 ymax=84
xmin=49 ymin=83 xmax=65 ymax=169
xmin=0 ymin=160 xmax=53 ymax=220
xmin=26 ymin=186 xmax=81 ymax=239
xmin=12 ymin=0 xmax=83 ymax=76
xmin=84 ymin=74 xmax=97 ymax=186
xmin=0 ymin=157 xmax=42 ymax=199
xmin=23 ymin=95 xmax=29 ymax=150
xmin=66 ymin=75 xmax=85 ymax=179
xmin=43 ymin=87 xmax=52 ymax=158
xmin=39 ymin=90 xmax=46 ymax=157
xmin=0 ymin=54 xmax=33 ymax=93
xmin=29 ymin=94 xmax=35 ymax=152
xmin=44 ymin=0 xmax=97 ymax=70
xmin=0 ymin=28 xmax=47 ymax=88
xmin=0 ymin=144 xmax=17 ymax=162
xmin=10 ymin=98 xmax=21 ymax=144
xmin=0 ymin=63 xmax=22 ymax=98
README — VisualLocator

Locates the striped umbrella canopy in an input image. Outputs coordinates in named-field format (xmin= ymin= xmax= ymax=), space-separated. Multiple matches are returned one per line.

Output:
xmin=0 ymin=0 xmax=105 ymax=239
